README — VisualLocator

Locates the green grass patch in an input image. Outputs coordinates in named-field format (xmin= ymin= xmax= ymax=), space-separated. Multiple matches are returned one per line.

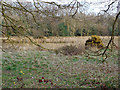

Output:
xmin=2 ymin=50 xmax=119 ymax=88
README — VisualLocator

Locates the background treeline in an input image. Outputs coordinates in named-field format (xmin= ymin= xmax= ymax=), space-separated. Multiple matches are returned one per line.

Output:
xmin=1 ymin=2 xmax=119 ymax=38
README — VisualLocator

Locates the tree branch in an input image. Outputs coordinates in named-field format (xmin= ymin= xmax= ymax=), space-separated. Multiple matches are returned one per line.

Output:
xmin=102 ymin=11 xmax=120 ymax=56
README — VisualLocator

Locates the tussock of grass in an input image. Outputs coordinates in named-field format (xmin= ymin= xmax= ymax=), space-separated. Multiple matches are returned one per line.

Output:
xmin=55 ymin=45 xmax=85 ymax=56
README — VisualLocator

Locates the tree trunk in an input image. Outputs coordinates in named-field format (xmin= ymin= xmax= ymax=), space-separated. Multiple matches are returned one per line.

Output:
xmin=118 ymin=0 xmax=120 ymax=35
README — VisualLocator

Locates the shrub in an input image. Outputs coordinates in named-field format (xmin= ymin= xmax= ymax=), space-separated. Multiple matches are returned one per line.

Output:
xmin=55 ymin=45 xmax=84 ymax=56
xmin=85 ymin=35 xmax=104 ymax=50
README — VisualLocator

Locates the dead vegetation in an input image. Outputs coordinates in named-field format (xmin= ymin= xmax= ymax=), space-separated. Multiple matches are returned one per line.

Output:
xmin=55 ymin=44 xmax=85 ymax=56
xmin=1 ymin=36 xmax=119 ymax=51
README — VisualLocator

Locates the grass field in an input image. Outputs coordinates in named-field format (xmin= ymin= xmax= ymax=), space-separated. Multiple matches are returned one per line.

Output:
xmin=1 ymin=36 xmax=119 ymax=50
xmin=1 ymin=36 xmax=119 ymax=88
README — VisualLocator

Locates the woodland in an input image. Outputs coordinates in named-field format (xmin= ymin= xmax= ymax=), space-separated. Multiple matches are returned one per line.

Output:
xmin=0 ymin=0 xmax=120 ymax=88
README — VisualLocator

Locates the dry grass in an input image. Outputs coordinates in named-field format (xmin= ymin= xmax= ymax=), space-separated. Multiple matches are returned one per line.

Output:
xmin=1 ymin=36 xmax=119 ymax=50
xmin=1 ymin=36 xmax=119 ymax=88
xmin=55 ymin=44 xmax=85 ymax=55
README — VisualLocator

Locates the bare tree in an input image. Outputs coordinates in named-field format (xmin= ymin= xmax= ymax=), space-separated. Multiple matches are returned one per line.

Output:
xmin=0 ymin=0 xmax=84 ymax=50
xmin=0 ymin=0 xmax=120 ymax=60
